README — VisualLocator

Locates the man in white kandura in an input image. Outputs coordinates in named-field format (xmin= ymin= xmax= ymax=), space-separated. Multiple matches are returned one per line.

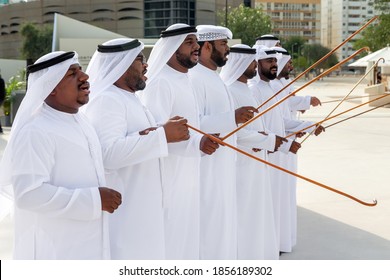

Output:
xmin=249 ymin=46 xmax=302 ymax=254
xmin=249 ymin=34 xmax=281 ymax=87
xmin=189 ymin=25 xmax=257 ymax=259
xmin=83 ymin=38 xmax=190 ymax=259
xmin=141 ymin=23 xmax=219 ymax=259
xmin=271 ymin=46 xmax=322 ymax=120
xmin=0 ymin=51 xmax=122 ymax=259
xmin=220 ymin=44 xmax=286 ymax=259
xmin=269 ymin=46 xmax=324 ymax=253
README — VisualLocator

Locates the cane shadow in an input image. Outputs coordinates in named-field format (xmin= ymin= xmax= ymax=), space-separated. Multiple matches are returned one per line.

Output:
xmin=280 ymin=206 xmax=390 ymax=260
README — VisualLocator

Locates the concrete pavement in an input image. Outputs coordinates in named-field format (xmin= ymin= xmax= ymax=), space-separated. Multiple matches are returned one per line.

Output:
xmin=0 ymin=75 xmax=389 ymax=260
xmin=281 ymin=76 xmax=390 ymax=259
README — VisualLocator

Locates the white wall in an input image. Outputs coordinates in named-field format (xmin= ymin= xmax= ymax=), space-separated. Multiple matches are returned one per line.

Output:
xmin=0 ymin=59 xmax=26 ymax=82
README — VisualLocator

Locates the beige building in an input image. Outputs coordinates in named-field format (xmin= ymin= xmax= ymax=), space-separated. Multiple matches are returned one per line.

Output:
xmin=255 ymin=0 xmax=321 ymax=44
xmin=0 ymin=0 xmax=251 ymax=59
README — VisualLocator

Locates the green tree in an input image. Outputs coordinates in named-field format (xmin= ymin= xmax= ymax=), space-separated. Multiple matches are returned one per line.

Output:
xmin=282 ymin=36 xmax=306 ymax=59
xmin=218 ymin=4 xmax=272 ymax=46
xmin=20 ymin=22 xmax=53 ymax=65
xmin=353 ymin=0 xmax=390 ymax=52
xmin=301 ymin=44 xmax=338 ymax=72
xmin=281 ymin=37 xmax=338 ymax=72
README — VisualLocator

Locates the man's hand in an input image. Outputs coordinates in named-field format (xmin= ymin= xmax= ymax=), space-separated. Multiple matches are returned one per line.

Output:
xmin=99 ymin=187 xmax=122 ymax=214
xmin=200 ymin=134 xmax=219 ymax=155
xmin=310 ymin=96 xmax=322 ymax=107
xmin=289 ymin=140 xmax=301 ymax=154
xmin=296 ymin=131 xmax=306 ymax=138
xmin=163 ymin=116 xmax=190 ymax=143
xmin=274 ymin=135 xmax=288 ymax=151
xmin=139 ymin=127 xmax=158 ymax=135
xmin=235 ymin=106 xmax=258 ymax=125
xmin=314 ymin=125 xmax=325 ymax=136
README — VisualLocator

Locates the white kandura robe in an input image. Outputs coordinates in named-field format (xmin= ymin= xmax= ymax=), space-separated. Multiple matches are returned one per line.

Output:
xmin=270 ymin=78 xmax=315 ymax=252
xmin=84 ymin=85 xmax=168 ymax=259
xmin=189 ymin=63 xmax=238 ymax=260
xmin=228 ymin=80 xmax=279 ymax=260
xmin=10 ymin=103 xmax=108 ymax=260
xmin=141 ymin=65 xmax=203 ymax=260
xmin=249 ymin=79 xmax=292 ymax=253
xmin=280 ymin=77 xmax=311 ymax=120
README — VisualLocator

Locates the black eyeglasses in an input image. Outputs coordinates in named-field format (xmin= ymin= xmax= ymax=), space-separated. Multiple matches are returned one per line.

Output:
xmin=136 ymin=55 xmax=147 ymax=64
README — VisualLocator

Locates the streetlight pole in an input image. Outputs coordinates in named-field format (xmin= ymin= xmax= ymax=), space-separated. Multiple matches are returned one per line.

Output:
xmin=225 ymin=0 xmax=228 ymax=27
xmin=291 ymin=43 xmax=298 ymax=59
xmin=297 ymin=45 xmax=301 ymax=58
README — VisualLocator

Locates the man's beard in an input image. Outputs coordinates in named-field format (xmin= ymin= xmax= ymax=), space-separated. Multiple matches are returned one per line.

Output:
xmin=135 ymin=78 xmax=146 ymax=91
xmin=262 ymin=67 xmax=277 ymax=80
xmin=176 ymin=51 xmax=198 ymax=69
xmin=211 ymin=48 xmax=227 ymax=67
xmin=244 ymin=68 xmax=257 ymax=80
xmin=279 ymin=66 xmax=290 ymax=79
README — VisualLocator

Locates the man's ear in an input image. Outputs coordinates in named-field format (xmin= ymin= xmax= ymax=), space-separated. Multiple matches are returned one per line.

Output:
xmin=204 ymin=41 xmax=213 ymax=52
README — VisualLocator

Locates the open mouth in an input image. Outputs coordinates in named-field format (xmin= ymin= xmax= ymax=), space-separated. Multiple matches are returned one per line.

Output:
xmin=142 ymin=70 xmax=148 ymax=80
xmin=79 ymin=82 xmax=90 ymax=94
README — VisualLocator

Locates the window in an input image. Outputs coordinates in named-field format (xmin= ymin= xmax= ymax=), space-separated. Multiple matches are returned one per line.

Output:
xmin=144 ymin=0 xmax=196 ymax=38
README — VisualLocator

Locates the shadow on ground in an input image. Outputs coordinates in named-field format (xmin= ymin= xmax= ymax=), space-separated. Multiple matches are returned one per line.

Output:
xmin=281 ymin=207 xmax=390 ymax=260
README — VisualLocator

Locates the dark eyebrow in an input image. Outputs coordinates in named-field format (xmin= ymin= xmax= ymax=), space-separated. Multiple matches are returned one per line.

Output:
xmin=184 ymin=35 xmax=197 ymax=42
xmin=66 ymin=65 xmax=81 ymax=74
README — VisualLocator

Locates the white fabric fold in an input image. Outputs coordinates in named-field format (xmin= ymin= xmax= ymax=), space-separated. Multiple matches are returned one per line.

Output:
xmin=220 ymin=44 xmax=256 ymax=86
xmin=0 ymin=52 xmax=78 ymax=198
xmin=86 ymin=38 xmax=144 ymax=99
xmin=145 ymin=23 xmax=197 ymax=86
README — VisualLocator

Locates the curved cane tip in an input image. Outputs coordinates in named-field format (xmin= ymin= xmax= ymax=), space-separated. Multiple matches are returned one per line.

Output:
xmin=371 ymin=199 xmax=378 ymax=206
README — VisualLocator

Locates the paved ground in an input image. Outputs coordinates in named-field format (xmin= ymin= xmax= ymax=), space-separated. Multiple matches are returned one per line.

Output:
xmin=0 ymin=75 xmax=389 ymax=260
xmin=281 ymin=76 xmax=390 ymax=260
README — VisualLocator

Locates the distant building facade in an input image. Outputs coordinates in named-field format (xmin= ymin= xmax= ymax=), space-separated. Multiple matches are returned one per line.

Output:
xmin=321 ymin=0 xmax=376 ymax=61
xmin=0 ymin=0 xmax=250 ymax=59
xmin=255 ymin=0 xmax=321 ymax=44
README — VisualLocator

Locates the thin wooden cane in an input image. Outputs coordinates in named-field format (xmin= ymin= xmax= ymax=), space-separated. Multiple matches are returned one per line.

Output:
xmin=255 ymin=16 xmax=378 ymax=112
xmin=300 ymin=58 xmax=385 ymax=144
xmin=321 ymin=93 xmax=385 ymax=104
xmin=221 ymin=47 xmax=370 ymax=141
xmin=324 ymin=102 xmax=390 ymax=129
xmin=188 ymin=124 xmax=377 ymax=207
xmin=285 ymin=94 xmax=389 ymax=138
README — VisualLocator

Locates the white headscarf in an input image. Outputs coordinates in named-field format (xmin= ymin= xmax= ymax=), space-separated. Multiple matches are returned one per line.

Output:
xmin=255 ymin=34 xmax=280 ymax=48
xmin=272 ymin=46 xmax=291 ymax=76
xmin=145 ymin=23 xmax=197 ymax=85
xmin=0 ymin=51 xmax=79 ymax=197
xmin=86 ymin=38 xmax=144 ymax=98
xmin=220 ymin=44 xmax=256 ymax=86
xmin=248 ymin=45 xmax=282 ymax=86
xmin=196 ymin=25 xmax=232 ymax=42
xmin=255 ymin=46 xmax=282 ymax=61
